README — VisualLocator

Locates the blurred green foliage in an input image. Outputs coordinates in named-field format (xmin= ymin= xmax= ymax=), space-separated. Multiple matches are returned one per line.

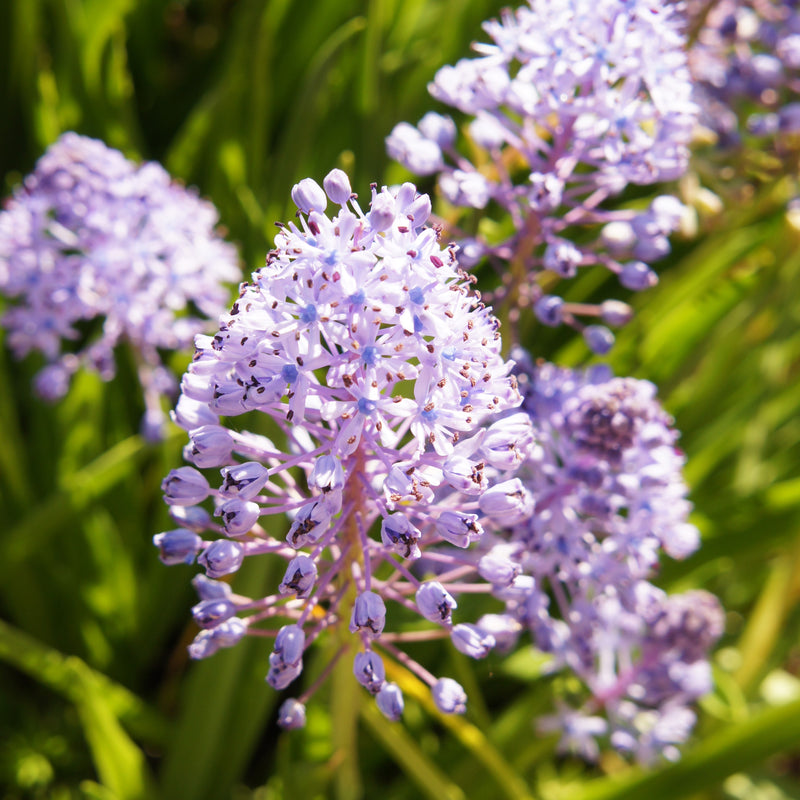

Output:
xmin=1 ymin=1 xmax=800 ymax=798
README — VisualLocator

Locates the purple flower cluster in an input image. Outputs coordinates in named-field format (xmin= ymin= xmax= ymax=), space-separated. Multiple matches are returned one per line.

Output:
xmin=467 ymin=355 xmax=723 ymax=763
xmin=155 ymin=171 xmax=521 ymax=724
xmin=387 ymin=0 xmax=696 ymax=352
xmin=0 ymin=132 xmax=240 ymax=437
xmin=688 ymin=0 xmax=800 ymax=143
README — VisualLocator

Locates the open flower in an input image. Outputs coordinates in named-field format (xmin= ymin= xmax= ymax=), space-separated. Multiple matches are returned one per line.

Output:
xmin=387 ymin=0 xmax=696 ymax=349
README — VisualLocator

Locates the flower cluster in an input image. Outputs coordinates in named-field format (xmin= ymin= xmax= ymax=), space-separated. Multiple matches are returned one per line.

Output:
xmin=387 ymin=0 xmax=696 ymax=352
xmin=0 ymin=132 xmax=240 ymax=438
xmin=155 ymin=171 xmax=521 ymax=725
xmin=688 ymin=0 xmax=800 ymax=145
xmin=467 ymin=355 xmax=723 ymax=763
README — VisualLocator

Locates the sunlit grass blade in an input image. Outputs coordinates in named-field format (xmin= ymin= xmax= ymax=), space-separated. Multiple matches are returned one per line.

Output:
xmin=387 ymin=661 xmax=536 ymax=800
xmin=360 ymin=703 xmax=467 ymax=800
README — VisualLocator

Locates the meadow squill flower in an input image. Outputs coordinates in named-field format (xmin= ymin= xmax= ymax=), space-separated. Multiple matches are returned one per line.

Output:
xmin=469 ymin=353 xmax=722 ymax=762
xmin=155 ymin=171 xmax=521 ymax=725
xmin=387 ymin=0 xmax=696 ymax=351
xmin=0 ymin=132 xmax=240 ymax=438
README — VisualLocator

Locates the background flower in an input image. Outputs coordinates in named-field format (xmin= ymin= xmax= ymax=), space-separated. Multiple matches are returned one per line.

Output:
xmin=0 ymin=132 xmax=240 ymax=438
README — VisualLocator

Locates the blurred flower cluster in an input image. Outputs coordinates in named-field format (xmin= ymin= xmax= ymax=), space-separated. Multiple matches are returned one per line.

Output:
xmin=0 ymin=132 xmax=240 ymax=438
xmin=472 ymin=355 xmax=724 ymax=763
xmin=387 ymin=0 xmax=696 ymax=353
xmin=688 ymin=0 xmax=800 ymax=147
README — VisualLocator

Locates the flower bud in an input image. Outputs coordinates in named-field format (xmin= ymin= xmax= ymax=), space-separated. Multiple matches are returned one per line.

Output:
xmin=266 ymin=657 xmax=303 ymax=690
xmin=534 ymin=295 xmax=564 ymax=327
xmin=198 ymin=539 xmax=244 ymax=578
xmin=376 ymin=682 xmax=404 ymax=722
xmin=192 ymin=598 xmax=237 ymax=628
xmin=478 ymin=547 xmax=521 ymax=586
xmin=172 ymin=395 xmax=218 ymax=430
xmin=215 ymin=498 xmax=261 ymax=536
xmin=162 ymin=467 xmax=210 ymax=506
xmin=368 ymin=193 xmax=395 ymax=231
xmin=188 ymin=618 xmax=246 ymax=659
xmin=274 ymin=624 xmax=305 ymax=668
xmin=153 ymin=529 xmax=204 ymax=565
xmin=354 ymin=651 xmax=386 ymax=694
xmin=291 ymin=178 xmax=327 ymax=213
xmin=601 ymin=300 xmax=634 ymax=327
xmin=170 ymin=504 xmax=213 ymax=534
xmin=405 ymin=190 xmax=432 ymax=226
xmin=310 ymin=454 xmax=344 ymax=493
xmin=416 ymin=581 xmax=457 ymax=623
xmin=451 ymin=624 xmax=495 ymax=659
xmin=442 ymin=455 xmax=486 ymax=494
xmin=349 ymin=591 xmax=386 ymax=637
xmin=480 ymin=412 xmax=535 ymax=470
xmin=583 ymin=325 xmax=615 ymax=355
xmin=181 ymin=371 xmax=215 ymax=402
xmin=478 ymin=478 xmax=533 ymax=525
xmin=381 ymin=514 xmax=422 ymax=559
xmin=192 ymin=573 xmax=232 ymax=601
xmin=601 ymin=220 xmax=635 ymax=254
xmin=434 ymin=510 xmax=483 ymax=548
xmin=432 ymin=678 xmax=467 ymax=715
xmin=620 ymin=261 xmax=658 ymax=291
xmin=543 ymin=240 xmax=582 ymax=278
xmin=279 ymin=555 xmax=317 ymax=598
xmin=323 ymin=168 xmax=352 ymax=205
xmin=277 ymin=698 xmax=307 ymax=730
xmin=286 ymin=500 xmax=331 ymax=548
xmin=220 ymin=462 xmax=270 ymax=500
xmin=186 ymin=424 xmax=235 ymax=468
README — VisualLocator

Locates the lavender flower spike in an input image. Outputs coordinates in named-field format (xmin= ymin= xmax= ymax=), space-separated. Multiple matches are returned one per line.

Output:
xmin=0 ymin=132 xmax=240 ymax=438
xmin=156 ymin=171 xmax=520 ymax=724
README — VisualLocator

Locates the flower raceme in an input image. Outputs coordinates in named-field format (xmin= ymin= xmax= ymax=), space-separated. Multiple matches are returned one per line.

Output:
xmin=0 ymin=132 xmax=240 ymax=438
xmin=469 ymin=355 xmax=723 ymax=763
xmin=156 ymin=172 xmax=521 ymax=724
xmin=387 ymin=0 xmax=697 ymax=352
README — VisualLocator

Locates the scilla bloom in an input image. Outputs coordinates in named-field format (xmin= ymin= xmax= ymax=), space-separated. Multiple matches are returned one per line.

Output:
xmin=387 ymin=0 xmax=696 ymax=351
xmin=0 ymin=132 xmax=240 ymax=438
xmin=470 ymin=354 xmax=723 ymax=763
xmin=155 ymin=171 xmax=520 ymax=725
